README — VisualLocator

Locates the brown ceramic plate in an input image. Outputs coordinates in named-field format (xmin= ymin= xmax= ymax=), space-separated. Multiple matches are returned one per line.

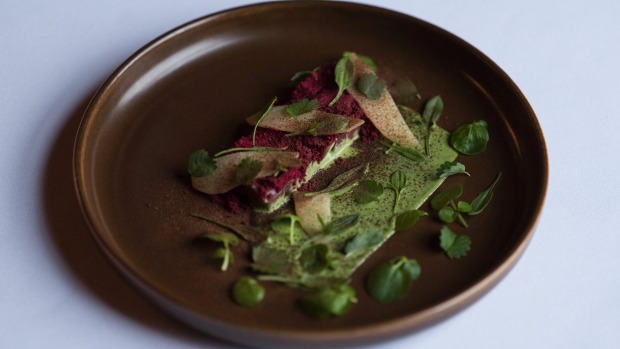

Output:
xmin=74 ymin=1 xmax=547 ymax=348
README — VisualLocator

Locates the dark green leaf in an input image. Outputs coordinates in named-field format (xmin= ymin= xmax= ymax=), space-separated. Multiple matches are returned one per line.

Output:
xmin=438 ymin=206 xmax=457 ymax=223
xmin=233 ymin=276 xmax=265 ymax=308
xmin=469 ymin=173 xmax=501 ymax=215
xmin=320 ymin=214 xmax=361 ymax=235
xmin=252 ymin=97 xmax=277 ymax=146
xmin=300 ymin=244 xmax=330 ymax=274
xmin=422 ymin=95 xmax=444 ymax=125
xmin=436 ymin=160 xmax=470 ymax=178
xmin=306 ymin=163 xmax=369 ymax=197
xmin=353 ymin=180 xmax=384 ymax=204
xmin=391 ymin=79 xmax=421 ymax=105
xmin=430 ymin=184 xmax=463 ymax=210
xmin=329 ymin=56 xmax=355 ymax=106
xmin=235 ymin=158 xmax=262 ymax=185
xmin=439 ymin=226 xmax=471 ymax=259
xmin=187 ymin=149 xmax=217 ymax=177
xmin=394 ymin=210 xmax=427 ymax=231
xmin=299 ymin=284 xmax=357 ymax=318
xmin=286 ymin=98 xmax=320 ymax=116
xmin=356 ymin=73 xmax=386 ymax=100
xmin=344 ymin=230 xmax=384 ymax=255
xmin=366 ymin=256 xmax=421 ymax=303
xmin=450 ymin=120 xmax=489 ymax=155
xmin=380 ymin=139 xmax=424 ymax=161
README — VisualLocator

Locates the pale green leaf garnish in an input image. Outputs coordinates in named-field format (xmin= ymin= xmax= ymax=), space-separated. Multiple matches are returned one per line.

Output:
xmin=329 ymin=56 xmax=355 ymax=106
xmin=252 ymin=97 xmax=277 ymax=146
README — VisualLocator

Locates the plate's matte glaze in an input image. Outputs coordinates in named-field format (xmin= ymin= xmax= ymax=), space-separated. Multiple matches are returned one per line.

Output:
xmin=74 ymin=2 xmax=547 ymax=348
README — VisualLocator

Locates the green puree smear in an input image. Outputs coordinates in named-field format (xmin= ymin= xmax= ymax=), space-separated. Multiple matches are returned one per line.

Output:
xmin=251 ymin=123 xmax=456 ymax=289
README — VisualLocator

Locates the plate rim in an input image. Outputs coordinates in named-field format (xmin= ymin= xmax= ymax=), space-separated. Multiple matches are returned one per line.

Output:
xmin=73 ymin=1 xmax=549 ymax=346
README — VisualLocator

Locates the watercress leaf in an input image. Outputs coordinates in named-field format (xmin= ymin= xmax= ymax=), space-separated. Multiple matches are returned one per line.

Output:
xmin=356 ymin=73 xmax=387 ymax=100
xmin=366 ymin=256 xmax=421 ymax=303
xmin=300 ymin=244 xmax=330 ymax=274
xmin=187 ymin=149 xmax=217 ymax=177
xmin=299 ymin=284 xmax=357 ymax=318
xmin=450 ymin=120 xmax=489 ymax=155
xmin=344 ymin=51 xmax=377 ymax=71
xmin=438 ymin=206 xmax=457 ymax=223
xmin=353 ymin=180 xmax=384 ymax=204
xmin=235 ymin=158 xmax=262 ymax=185
xmin=232 ymin=276 xmax=265 ymax=308
xmin=436 ymin=160 xmax=470 ymax=178
xmin=252 ymin=97 xmax=277 ymax=146
xmin=329 ymin=56 xmax=355 ymax=106
xmin=394 ymin=210 xmax=427 ymax=231
xmin=286 ymin=98 xmax=320 ymax=116
xmin=469 ymin=173 xmax=501 ymax=215
xmin=391 ymin=79 xmax=421 ymax=105
xmin=422 ymin=95 xmax=444 ymax=125
xmin=430 ymin=184 xmax=463 ymax=210
xmin=457 ymin=201 xmax=472 ymax=213
xmin=439 ymin=226 xmax=471 ymax=259
xmin=344 ymin=230 xmax=384 ymax=255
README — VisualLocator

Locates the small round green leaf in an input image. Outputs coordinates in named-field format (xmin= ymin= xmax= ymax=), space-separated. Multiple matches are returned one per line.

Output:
xmin=438 ymin=206 xmax=457 ymax=223
xmin=450 ymin=120 xmax=489 ymax=155
xmin=232 ymin=276 xmax=265 ymax=308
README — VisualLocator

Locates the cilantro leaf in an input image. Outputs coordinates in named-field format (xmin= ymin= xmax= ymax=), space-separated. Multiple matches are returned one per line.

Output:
xmin=436 ymin=160 xmax=470 ymax=178
xmin=187 ymin=149 xmax=217 ymax=177
xmin=286 ymin=98 xmax=320 ymax=116
xmin=439 ymin=226 xmax=471 ymax=259
xmin=356 ymin=73 xmax=386 ymax=100
xmin=235 ymin=158 xmax=262 ymax=185
xmin=329 ymin=56 xmax=355 ymax=106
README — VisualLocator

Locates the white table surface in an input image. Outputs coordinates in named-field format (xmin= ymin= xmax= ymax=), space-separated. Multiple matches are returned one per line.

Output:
xmin=2 ymin=1 xmax=619 ymax=348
